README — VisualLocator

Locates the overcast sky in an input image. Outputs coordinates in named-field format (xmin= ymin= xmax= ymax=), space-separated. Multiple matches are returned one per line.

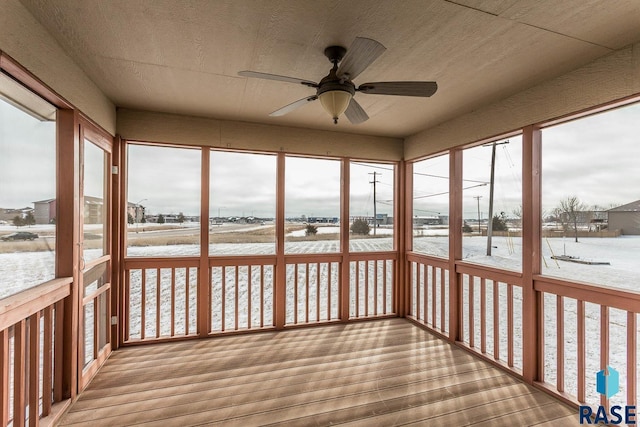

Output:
xmin=2 ymin=98 xmax=640 ymax=220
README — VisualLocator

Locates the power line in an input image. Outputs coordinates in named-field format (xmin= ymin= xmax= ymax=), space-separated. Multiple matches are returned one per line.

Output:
xmin=414 ymin=183 xmax=488 ymax=200
xmin=414 ymin=171 xmax=488 ymax=184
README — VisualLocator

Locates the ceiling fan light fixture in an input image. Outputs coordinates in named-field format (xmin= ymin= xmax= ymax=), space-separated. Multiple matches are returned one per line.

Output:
xmin=318 ymin=89 xmax=352 ymax=124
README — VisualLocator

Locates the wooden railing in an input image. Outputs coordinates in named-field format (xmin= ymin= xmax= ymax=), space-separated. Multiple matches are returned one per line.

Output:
xmin=122 ymin=251 xmax=398 ymax=340
xmin=407 ymin=253 xmax=449 ymax=336
xmin=123 ymin=258 xmax=199 ymax=342
xmin=210 ymin=256 xmax=276 ymax=332
xmin=0 ymin=278 xmax=72 ymax=426
xmin=406 ymin=251 xmax=639 ymax=409
xmin=349 ymin=253 xmax=396 ymax=319
xmin=79 ymin=259 xmax=112 ymax=390
xmin=284 ymin=254 xmax=341 ymax=326
xmin=535 ymin=276 xmax=639 ymax=410
xmin=457 ymin=262 xmax=523 ymax=374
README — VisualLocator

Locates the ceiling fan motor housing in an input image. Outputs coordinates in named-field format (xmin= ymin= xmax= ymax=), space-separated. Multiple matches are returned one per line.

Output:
xmin=317 ymin=68 xmax=355 ymax=124
xmin=324 ymin=45 xmax=347 ymax=64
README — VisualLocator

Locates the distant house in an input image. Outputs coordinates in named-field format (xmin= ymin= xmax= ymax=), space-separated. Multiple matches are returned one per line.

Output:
xmin=33 ymin=196 xmax=105 ymax=225
xmin=414 ymin=216 xmax=442 ymax=226
xmin=33 ymin=199 xmax=57 ymax=224
xmin=608 ymin=200 xmax=640 ymax=235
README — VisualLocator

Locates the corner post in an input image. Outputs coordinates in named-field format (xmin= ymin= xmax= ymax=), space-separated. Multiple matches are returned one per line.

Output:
xmin=340 ymin=158 xmax=351 ymax=321
xmin=398 ymin=160 xmax=411 ymax=317
xmin=199 ymin=148 xmax=211 ymax=336
xmin=275 ymin=153 xmax=286 ymax=328
xmin=56 ymin=108 xmax=80 ymax=400
xmin=522 ymin=125 xmax=542 ymax=383
xmin=448 ymin=148 xmax=463 ymax=342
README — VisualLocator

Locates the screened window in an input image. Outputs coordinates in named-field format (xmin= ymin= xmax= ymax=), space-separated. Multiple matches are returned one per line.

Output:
xmin=126 ymin=144 xmax=201 ymax=257
xmin=349 ymin=161 xmax=394 ymax=252
xmin=541 ymin=102 xmax=640 ymax=291
xmin=462 ymin=136 xmax=522 ymax=271
xmin=285 ymin=156 xmax=341 ymax=254
xmin=0 ymin=75 xmax=57 ymax=299
xmin=83 ymin=139 xmax=108 ymax=263
xmin=412 ymin=154 xmax=449 ymax=257
xmin=209 ymin=150 xmax=276 ymax=255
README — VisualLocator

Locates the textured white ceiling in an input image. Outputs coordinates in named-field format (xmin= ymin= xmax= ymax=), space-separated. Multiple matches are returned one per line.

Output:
xmin=19 ymin=0 xmax=640 ymax=138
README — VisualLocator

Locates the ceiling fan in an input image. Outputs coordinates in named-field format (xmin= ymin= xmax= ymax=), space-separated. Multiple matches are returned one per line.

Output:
xmin=238 ymin=37 xmax=437 ymax=125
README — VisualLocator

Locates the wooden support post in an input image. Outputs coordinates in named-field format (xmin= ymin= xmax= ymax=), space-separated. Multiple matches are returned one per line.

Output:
xmin=275 ymin=153 xmax=286 ymax=328
xmin=199 ymin=148 xmax=211 ymax=336
xmin=398 ymin=160 xmax=410 ymax=317
xmin=119 ymin=139 xmax=128 ymax=344
xmin=56 ymin=108 xmax=80 ymax=400
xmin=448 ymin=149 xmax=463 ymax=342
xmin=522 ymin=125 xmax=542 ymax=383
xmin=110 ymin=136 xmax=122 ymax=349
xmin=340 ymin=159 xmax=351 ymax=321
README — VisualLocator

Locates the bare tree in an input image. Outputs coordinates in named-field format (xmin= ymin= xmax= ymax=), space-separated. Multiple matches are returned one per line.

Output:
xmin=559 ymin=196 xmax=587 ymax=242
xmin=512 ymin=205 xmax=522 ymax=228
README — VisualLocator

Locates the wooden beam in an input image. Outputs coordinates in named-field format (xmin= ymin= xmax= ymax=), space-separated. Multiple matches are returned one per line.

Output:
xmin=340 ymin=158 xmax=350 ymax=321
xmin=119 ymin=139 xmax=129 ymax=345
xmin=275 ymin=153 xmax=286 ymax=328
xmin=110 ymin=135 xmax=122 ymax=349
xmin=521 ymin=125 xmax=541 ymax=384
xmin=448 ymin=149 xmax=463 ymax=342
xmin=398 ymin=160 xmax=411 ymax=317
xmin=199 ymin=148 xmax=211 ymax=336
xmin=56 ymin=108 xmax=80 ymax=400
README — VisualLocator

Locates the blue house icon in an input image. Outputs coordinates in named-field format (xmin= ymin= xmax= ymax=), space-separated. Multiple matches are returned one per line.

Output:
xmin=596 ymin=366 xmax=619 ymax=399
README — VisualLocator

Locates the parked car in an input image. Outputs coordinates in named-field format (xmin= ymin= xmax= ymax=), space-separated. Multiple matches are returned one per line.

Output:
xmin=0 ymin=232 xmax=38 ymax=241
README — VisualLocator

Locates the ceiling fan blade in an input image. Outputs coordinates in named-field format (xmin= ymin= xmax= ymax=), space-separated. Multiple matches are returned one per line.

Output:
xmin=269 ymin=95 xmax=318 ymax=117
xmin=238 ymin=71 xmax=317 ymax=87
xmin=344 ymin=98 xmax=369 ymax=124
xmin=357 ymin=81 xmax=438 ymax=97
xmin=336 ymin=37 xmax=386 ymax=81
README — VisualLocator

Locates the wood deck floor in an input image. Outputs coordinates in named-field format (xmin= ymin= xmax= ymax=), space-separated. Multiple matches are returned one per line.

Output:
xmin=58 ymin=319 xmax=579 ymax=426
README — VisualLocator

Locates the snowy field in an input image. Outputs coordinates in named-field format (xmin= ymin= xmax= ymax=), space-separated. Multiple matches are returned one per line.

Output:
xmin=2 ymin=233 xmax=638 ymax=408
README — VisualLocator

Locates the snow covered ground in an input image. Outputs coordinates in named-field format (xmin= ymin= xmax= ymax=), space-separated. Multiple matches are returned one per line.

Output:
xmin=2 ymin=234 xmax=638 ymax=407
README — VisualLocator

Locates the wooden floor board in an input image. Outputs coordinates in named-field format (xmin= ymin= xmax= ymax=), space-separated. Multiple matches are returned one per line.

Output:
xmin=58 ymin=319 xmax=580 ymax=426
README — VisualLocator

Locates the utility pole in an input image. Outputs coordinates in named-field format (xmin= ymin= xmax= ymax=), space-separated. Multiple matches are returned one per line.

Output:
xmin=483 ymin=140 xmax=509 ymax=255
xmin=369 ymin=172 xmax=380 ymax=235
xmin=474 ymin=196 xmax=482 ymax=235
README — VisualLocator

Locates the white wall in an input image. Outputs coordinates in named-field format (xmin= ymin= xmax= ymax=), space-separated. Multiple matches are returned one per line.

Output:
xmin=0 ymin=0 xmax=116 ymax=135
xmin=405 ymin=43 xmax=640 ymax=160
xmin=117 ymin=109 xmax=403 ymax=161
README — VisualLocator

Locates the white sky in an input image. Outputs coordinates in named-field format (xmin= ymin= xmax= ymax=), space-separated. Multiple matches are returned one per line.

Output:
xmin=3 ymin=97 xmax=640 ymax=219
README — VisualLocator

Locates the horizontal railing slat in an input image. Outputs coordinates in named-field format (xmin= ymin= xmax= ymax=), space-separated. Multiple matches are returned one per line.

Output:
xmin=284 ymin=253 xmax=342 ymax=263
xmin=406 ymin=252 xmax=448 ymax=269
xmin=534 ymin=276 xmax=640 ymax=313
xmin=124 ymin=257 xmax=200 ymax=269
xmin=456 ymin=261 xmax=523 ymax=286
xmin=82 ymin=282 xmax=111 ymax=306
xmin=209 ymin=255 xmax=277 ymax=266
xmin=0 ymin=278 xmax=71 ymax=331
xmin=350 ymin=251 xmax=398 ymax=261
